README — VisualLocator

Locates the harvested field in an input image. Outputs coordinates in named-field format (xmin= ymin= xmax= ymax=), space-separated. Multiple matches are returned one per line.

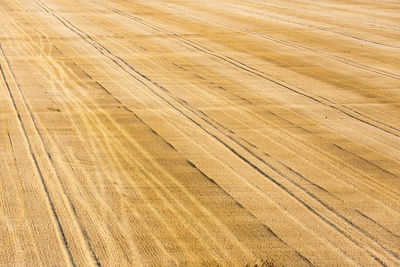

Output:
xmin=1 ymin=0 xmax=400 ymax=265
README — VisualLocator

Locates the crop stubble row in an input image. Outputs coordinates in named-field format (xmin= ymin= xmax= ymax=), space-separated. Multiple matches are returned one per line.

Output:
xmin=0 ymin=0 xmax=399 ymax=265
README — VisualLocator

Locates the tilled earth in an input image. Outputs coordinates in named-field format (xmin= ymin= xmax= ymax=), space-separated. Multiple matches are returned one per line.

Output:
xmin=0 ymin=0 xmax=400 ymax=265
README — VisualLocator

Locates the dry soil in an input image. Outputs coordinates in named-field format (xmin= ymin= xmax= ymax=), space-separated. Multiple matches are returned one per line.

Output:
xmin=1 ymin=0 xmax=400 ymax=266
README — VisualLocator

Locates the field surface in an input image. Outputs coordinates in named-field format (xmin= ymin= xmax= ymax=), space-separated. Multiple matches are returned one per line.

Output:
xmin=1 ymin=0 xmax=400 ymax=266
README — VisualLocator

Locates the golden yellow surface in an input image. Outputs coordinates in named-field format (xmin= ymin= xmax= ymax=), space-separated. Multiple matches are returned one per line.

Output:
xmin=1 ymin=0 xmax=399 ymax=265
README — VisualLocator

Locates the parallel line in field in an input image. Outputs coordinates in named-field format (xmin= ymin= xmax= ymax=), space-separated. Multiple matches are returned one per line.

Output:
xmin=32 ymin=2 xmax=400 ymax=260
xmin=30 ymin=1 xmax=314 ymax=263
xmin=0 ymin=45 xmax=76 ymax=267
xmin=33 ymin=0 xmax=400 ymax=264
xmin=240 ymin=0 xmax=400 ymax=49
xmin=45 ymin=56 xmax=243 ymax=264
xmin=91 ymin=0 xmax=400 ymax=140
xmin=36 ymin=36 xmax=271 ymax=263
xmin=4 ymin=12 xmax=104 ymax=264
xmin=159 ymin=1 xmax=400 ymax=81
